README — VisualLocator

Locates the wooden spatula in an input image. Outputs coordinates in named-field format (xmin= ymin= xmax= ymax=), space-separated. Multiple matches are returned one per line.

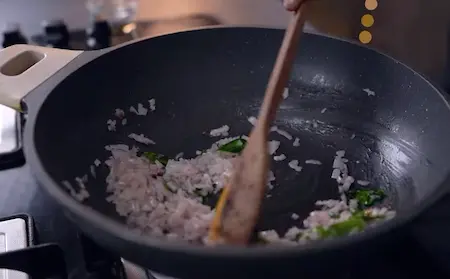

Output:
xmin=208 ymin=4 xmax=309 ymax=245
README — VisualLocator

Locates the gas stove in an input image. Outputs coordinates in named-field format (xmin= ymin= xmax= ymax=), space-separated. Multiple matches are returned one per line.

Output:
xmin=2 ymin=18 xmax=450 ymax=279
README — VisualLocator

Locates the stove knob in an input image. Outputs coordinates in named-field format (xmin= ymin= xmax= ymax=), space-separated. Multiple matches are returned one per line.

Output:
xmin=42 ymin=19 xmax=70 ymax=48
xmin=2 ymin=22 xmax=27 ymax=48
xmin=86 ymin=20 xmax=111 ymax=50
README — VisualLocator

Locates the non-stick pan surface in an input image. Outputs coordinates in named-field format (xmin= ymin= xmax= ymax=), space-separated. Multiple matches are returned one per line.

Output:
xmin=1 ymin=27 xmax=450 ymax=278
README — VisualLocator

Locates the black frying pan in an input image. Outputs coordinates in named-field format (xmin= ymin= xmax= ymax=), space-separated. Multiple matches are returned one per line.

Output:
xmin=0 ymin=27 xmax=450 ymax=279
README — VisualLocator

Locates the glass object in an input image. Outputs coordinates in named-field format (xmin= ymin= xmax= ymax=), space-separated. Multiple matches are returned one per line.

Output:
xmin=2 ymin=23 xmax=27 ymax=48
xmin=86 ymin=0 xmax=138 ymax=25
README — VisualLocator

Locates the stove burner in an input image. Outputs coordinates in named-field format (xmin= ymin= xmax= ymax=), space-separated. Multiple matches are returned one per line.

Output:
xmin=121 ymin=259 xmax=174 ymax=279
xmin=0 ymin=217 xmax=29 ymax=279
xmin=121 ymin=259 xmax=150 ymax=279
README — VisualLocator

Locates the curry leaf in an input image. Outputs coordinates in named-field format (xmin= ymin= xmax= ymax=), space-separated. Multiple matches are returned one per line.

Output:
xmin=218 ymin=138 xmax=247 ymax=153
xmin=348 ymin=189 xmax=386 ymax=208
xmin=317 ymin=212 xmax=366 ymax=239
xmin=143 ymin=152 xmax=169 ymax=166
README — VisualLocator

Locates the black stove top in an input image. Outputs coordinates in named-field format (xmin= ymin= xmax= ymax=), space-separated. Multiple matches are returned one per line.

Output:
xmin=2 ymin=23 xmax=450 ymax=279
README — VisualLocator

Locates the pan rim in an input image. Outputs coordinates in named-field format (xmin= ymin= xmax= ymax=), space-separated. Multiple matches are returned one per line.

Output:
xmin=25 ymin=25 xmax=450 ymax=260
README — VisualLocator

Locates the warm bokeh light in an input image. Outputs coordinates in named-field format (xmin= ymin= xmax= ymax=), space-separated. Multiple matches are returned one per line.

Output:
xmin=122 ymin=23 xmax=136 ymax=34
xmin=361 ymin=14 xmax=374 ymax=27
xmin=365 ymin=0 xmax=378 ymax=11
xmin=359 ymin=30 xmax=372 ymax=44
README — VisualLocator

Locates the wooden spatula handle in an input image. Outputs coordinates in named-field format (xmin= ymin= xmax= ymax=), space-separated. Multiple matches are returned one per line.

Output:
xmin=207 ymin=5 xmax=308 ymax=245
xmin=258 ymin=6 xmax=307 ymax=131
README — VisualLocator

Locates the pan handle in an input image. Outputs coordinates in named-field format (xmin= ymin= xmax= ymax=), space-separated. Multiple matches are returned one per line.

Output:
xmin=0 ymin=45 xmax=82 ymax=112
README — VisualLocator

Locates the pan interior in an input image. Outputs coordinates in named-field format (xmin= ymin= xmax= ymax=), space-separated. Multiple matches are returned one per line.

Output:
xmin=33 ymin=28 xmax=450 ymax=239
